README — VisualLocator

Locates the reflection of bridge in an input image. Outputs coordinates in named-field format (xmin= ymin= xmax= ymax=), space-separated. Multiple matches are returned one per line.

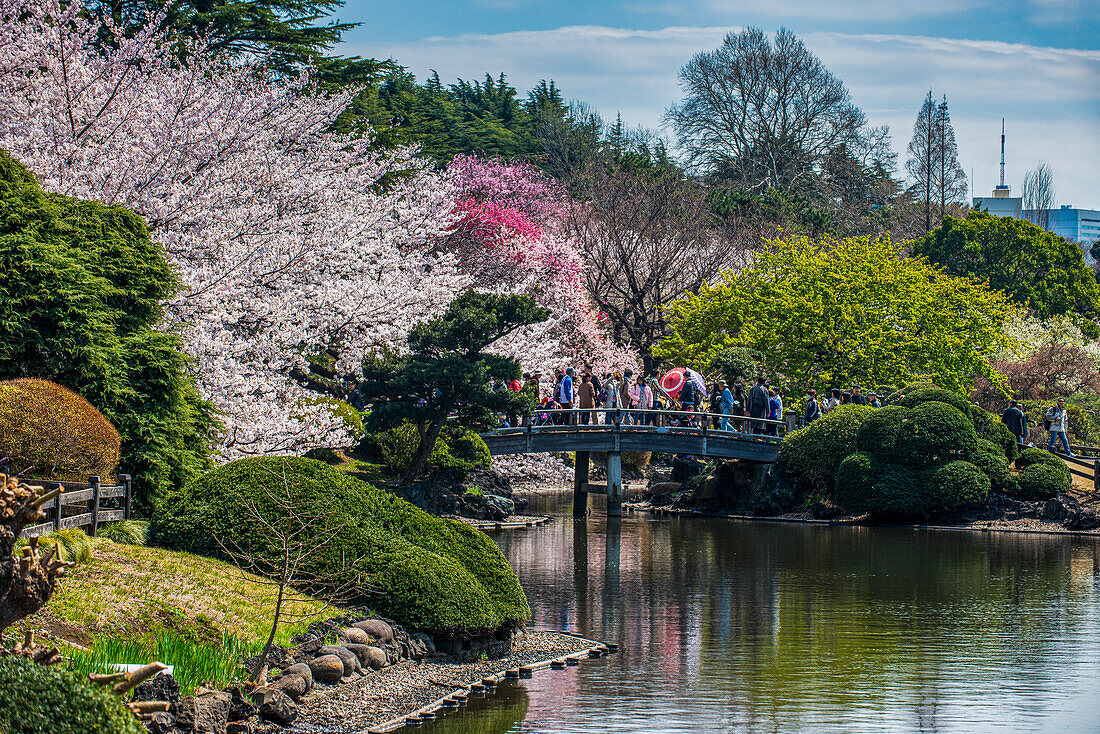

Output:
xmin=481 ymin=409 xmax=788 ymax=519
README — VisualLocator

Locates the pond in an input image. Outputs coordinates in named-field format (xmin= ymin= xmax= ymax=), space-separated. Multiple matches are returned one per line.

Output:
xmin=419 ymin=495 xmax=1100 ymax=733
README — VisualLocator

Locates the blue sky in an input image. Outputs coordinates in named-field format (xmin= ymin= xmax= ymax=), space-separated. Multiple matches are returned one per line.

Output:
xmin=337 ymin=0 xmax=1100 ymax=206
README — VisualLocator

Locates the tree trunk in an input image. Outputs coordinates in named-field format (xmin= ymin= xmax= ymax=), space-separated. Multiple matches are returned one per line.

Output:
xmin=253 ymin=578 xmax=286 ymax=685
xmin=400 ymin=418 xmax=445 ymax=485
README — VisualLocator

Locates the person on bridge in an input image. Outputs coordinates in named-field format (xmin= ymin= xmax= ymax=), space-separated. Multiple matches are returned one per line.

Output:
xmin=804 ymin=389 xmax=821 ymax=424
xmin=748 ymin=377 xmax=769 ymax=434
xmin=850 ymin=386 xmax=867 ymax=405
xmin=767 ymin=388 xmax=782 ymax=436
xmin=1001 ymin=400 xmax=1028 ymax=445
xmin=559 ymin=367 xmax=575 ymax=425
xmin=1045 ymin=398 xmax=1074 ymax=457
xmin=631 ymin=373 xmax=653 ymax=424
xmin=679 ymin=368 xmax=699 ymax=417
xmin=618 ymin=370 xmax=635 ymax=425
xmin=576 ymin=373 xmax=596 ymax=425
xmin=718 ymin=380 xmax=736 ymax=432
xmin=604 ymin=372 xmax=620 ymax=425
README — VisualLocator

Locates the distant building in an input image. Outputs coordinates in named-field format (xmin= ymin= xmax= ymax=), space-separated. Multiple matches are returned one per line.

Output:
xmin=1023 ymin=206 xmax=1100 ymax=247
xmin=973 ymin=184 xmax=1022 ymax=219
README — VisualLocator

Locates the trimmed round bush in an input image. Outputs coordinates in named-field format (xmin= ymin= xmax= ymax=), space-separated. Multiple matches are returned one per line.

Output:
xmin=969 ymin=439 xmax=1013 ymax=492
xmin=925 ymin=460 xmax=990 ymax=512
xmin=887 ymin=382 xmax=971 ymax=414
xmin=1014 ymin=464 xmax=1070 ymax=500
xmin=149 ymin=457 xmax=529 ymax=634
xmin=968 ymin=405 xmax=1019 ymax=461
xmin=780 ymin=405 xmax=874 ymax=491
xmin=895 ymin=401 xmax=979 ymax=466
xmin=867 ymin=464 xmax=924 ymax=517
xmin=855 ymin=405 xmax=906 ymax=458
xmin=0 ymin=378 xmax=120 ymax=480
xmin=834 ymin=451 xmax=883 ymax=510
xmin=1015 ymin=447 xmax=1069 ymax=473
xmin=0 ymin=655 xmax=144 ymax=734
xmin=439 ymin=427 xmax=492 ymax=476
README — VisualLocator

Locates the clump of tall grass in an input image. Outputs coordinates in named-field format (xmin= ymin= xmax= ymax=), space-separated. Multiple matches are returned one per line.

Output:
xmin=65 ymin=631 xmax=262 ymax=695
xmin=100 ymin=520 xmax=148 ymax=546
xmin=13 ymin=528 xmax=92 ymax=563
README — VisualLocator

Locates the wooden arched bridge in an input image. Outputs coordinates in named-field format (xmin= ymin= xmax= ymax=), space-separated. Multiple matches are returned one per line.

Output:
xmin=481 ymin=408 xmax=789 ymax=518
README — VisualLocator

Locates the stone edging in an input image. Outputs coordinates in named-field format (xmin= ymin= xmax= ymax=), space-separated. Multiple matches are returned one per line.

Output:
xmin=365 ymin=637 xmax=614 ymax=733
xmin=629 ymin=506 xmax=1100 ymax=538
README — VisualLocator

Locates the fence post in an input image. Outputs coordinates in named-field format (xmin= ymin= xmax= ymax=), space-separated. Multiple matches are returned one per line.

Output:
xmin=48 ymin=481 xmax=62 ymax=533
xmin=89 ymin=475 xmax=100 ymax=536
xmin=1094 ymin=461 xmax=1099 ymax=493
xmin=119 ymin=474 xmax=132 ymax=519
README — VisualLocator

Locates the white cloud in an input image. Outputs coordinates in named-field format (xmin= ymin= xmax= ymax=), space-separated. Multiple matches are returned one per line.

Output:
xmin=352 ymin=25 xmax=1100 ymax=206
xmin=630 ymin=0 xmax=989 ymax=22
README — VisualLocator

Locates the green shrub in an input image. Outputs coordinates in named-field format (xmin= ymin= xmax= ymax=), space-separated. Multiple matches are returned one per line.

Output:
xmin=1013 ymin=464 xmax=1070 ymax=501
xmin=887 ymin=382 xmax=971 ymax=414
xmin=834 ymin=451 xmax=883 ymax=510
xmin=438 ymin=426 xmax=492 ymax=476
xmin=968 ymin=404 xmax=1020 ymax=461
xmin=925 ymin=460 xmax=990 ymax=512
xmin=855 ymin=405 xmax=906 ymax=458
xmin=1015 ymin=447 xmax=1069 ymax=473
xmin=0 ymin=655 xmax=144 ymax=734
xmin=0 ymin=379 xmax=120 ymax=480
xmin=866 ymin=465 xmax=924 ymax=517
xmin=149 ymin=457 xmax=529 ymax=634
xmin=896 ymin=401 xmax=979 ymax=466
xmin=969 ymin=439 xmax=1013 ymax=492
xmin=100 ymin=520 xmax=148 ymax=546
xmin=364 ymin=422 xmax=489 ymax=479
xmin=0 ymin=150 xmax=215 ymax=515
xmin=780 ymin=405 xmax=874 ymax=491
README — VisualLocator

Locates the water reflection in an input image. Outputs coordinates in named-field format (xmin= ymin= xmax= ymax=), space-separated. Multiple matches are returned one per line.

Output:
xmin=456 ymin=499 xmax=1100 ymax=733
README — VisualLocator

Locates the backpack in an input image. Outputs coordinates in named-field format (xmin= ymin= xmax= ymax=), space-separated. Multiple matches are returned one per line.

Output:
xmin=1043 ymin=406 xmax=1055 ymax=431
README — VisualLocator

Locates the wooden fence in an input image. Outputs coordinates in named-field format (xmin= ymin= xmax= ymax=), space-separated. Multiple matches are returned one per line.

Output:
xmin=18 ymin=474 xmax=132 ymax=539
xmin=1062 ymin=448 xmax=1100 ymax=492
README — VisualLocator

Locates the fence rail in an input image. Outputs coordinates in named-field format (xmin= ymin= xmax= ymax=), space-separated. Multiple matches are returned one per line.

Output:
xmin=16 ymin=474 xmax=132 ymax=539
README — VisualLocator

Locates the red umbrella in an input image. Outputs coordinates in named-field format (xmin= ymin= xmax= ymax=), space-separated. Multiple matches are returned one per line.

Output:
xmin=660 ymin=368 xmax=686 ymax=397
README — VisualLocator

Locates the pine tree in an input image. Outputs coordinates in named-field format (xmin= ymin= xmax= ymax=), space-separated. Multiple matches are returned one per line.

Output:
xmin=906 ymin=91 xmax=937 ymax=232
xmin=933 ymin=95 xmax=967 ymax=220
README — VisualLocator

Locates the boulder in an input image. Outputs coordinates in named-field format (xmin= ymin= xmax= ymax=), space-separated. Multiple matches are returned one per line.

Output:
xmin=174 ymin=690 xmax=231 ymax=734
xmin=411 ymin=632 xmax=436 ymax=656
xmin=650 ymin=482 xmax=682 ymax=495
xmin=1067 ymin=508 xmax=1100 ymax=531
xmin=251 ymin=687 xmax=298 ymax=727
xmin=352 ymin=619 xmax=394 ymax=642
xmin=318 ymin=644 xmax=360 ymax=675
xmin=284 ymin=663 xmax=313 ymax=692
xmin=340 ymin=627 xmax=373 ymax=645
xmin=483 ymin=494 xmax=515 ymax=519
xmin=406 ymin=638 xmax=428 ymax=661
xmin=308 ymin=654 xmax=345 ymax=683
xmin=146 ymin=711 xmax=176 ymax=734
xmin=225 ymin=686 xmax=256 ymax=722
xmin=134 ymin=672 xmax=180 ymax=704
xmin=270 ymin=673 xmax=308 ymax=701
xmin=226 ymin=722 xmax=254 ymax=734
xmin=344 ymin=643 xmax=387 ymax=671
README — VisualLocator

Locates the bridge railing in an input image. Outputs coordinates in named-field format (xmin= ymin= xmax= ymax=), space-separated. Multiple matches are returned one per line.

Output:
xmin=495 ymin=408 xmax=789 ymax=440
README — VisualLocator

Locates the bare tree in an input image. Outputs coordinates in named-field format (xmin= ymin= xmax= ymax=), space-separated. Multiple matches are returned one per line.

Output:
xmin=666 ymin=27 xmax=867 ymax=193
xmin=1023 ymin=162 xmax=1056 ymax=230
xmin=906 ymin=91 xmax=937 ymax=233
xmin=218 ymin=461 xmax=356 ymax=684
xmin=934 ymin=95 xmax=967 ymax=221
xmin=564 ymin=151 xmax=749 ymax=365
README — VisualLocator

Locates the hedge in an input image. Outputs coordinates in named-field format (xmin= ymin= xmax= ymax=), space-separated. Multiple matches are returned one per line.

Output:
xmin=925 ymin=460 xmax=990 ymax=512
xmin=834 ymin=451 xmax=882 ymax=510
xmin=0 ymin=655 xmax=144 ymax=734
xmin=780 ymin=405 xmax=874 ymax=491
xmin=866 ymin=464 xmax=924 ymax=517
xmin=895 ymin=401 xmax=979 ymax=466
xmin=1009 ymin=448 xmax=1071 ymax=501
xmin=854 ymin=405 xmax=905 ymax=457
xmin=969 ymin=439 xmax=1013 ymax=492
xmin=149 ymin=457 xmax=528 ymax=634
xmin=887 ymin=382 xmax=971 ymax=414
xmin=968 ymin=404 xmax=1019 ymax=462
xmin=0 ymin=379 xmax=120 ymax=480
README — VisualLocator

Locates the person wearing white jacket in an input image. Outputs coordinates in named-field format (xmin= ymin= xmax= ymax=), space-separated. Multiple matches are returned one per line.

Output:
xmin=1045 ymin=398 xmax=1074 ymax=457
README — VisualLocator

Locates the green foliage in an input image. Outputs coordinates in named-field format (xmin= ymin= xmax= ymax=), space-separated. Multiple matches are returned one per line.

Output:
xmin=65 ymin=630 xmax=260 ymax=696
xmin=779 ymin=405 xmax=874 ymax=492
xmin=834 ymin=451 xmax=882 ymax=510
xmin=969 ymin=439 xmax=1013 ymax=492
xmin=0 ymin=150 xmax=215 ymax=515
xmin=359 ymin=291 xmax=547 ymax=482
xmin=150 ymin=457 xmax=529 ymax=634
xmin=0 ymin=379 xmax=120 ymax=480
xmin=708 ymin=345 xmax=766 ymax=386
xmin=1013 ymin=465 xmax=1070 ymax=501
xmin=855 ymin=405 xmax=906 ymax=456
xmin=363 ymin=422 xmax=491 ymax=480
xmin=895 ymin=401 xmax=979 ymax=466
xmin=887 ymin=382 xmax=971 ymax=414
xmin=968 ymin=404 xmax=1020 ymax=461
xmin=100 ymin=520 xmax=149 ymax=546
xmin=0 ymin=655 xmax=144 ymax=734
xmin=1015 ymin=448 xmax=1070 ymax=474
xmin=48 ymin=528 xmax=93 ymax=564
xmin=914 ymin=211 xmax=1100 ymax=321
xmin=866 ymin=465 xmax=924 ymax=517
xmin=659 ymin=235 xmax=1016 ymax=398
xmin=925 ymin=461 xmax=990 ymax=512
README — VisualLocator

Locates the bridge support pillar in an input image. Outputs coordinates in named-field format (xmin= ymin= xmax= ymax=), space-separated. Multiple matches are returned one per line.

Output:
xmin=607 ymin=451 xmax=622 ymax=517
xmin=573 ymin=451 xmax=590 ymax=517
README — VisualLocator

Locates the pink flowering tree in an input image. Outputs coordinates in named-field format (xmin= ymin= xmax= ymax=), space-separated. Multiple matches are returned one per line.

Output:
xmin=445 ymin=156 xmax=635 ymax=383
xmin=0 ymin=0 xmax=467 ymax=458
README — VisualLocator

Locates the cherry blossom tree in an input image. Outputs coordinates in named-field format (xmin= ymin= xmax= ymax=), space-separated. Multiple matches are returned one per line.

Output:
xmin=0 ymin=0 xmax=467 ymax=458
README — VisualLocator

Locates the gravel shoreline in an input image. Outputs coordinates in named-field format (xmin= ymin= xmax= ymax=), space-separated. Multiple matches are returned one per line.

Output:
xmin=285 ymin=630 xmax=600 ymax=734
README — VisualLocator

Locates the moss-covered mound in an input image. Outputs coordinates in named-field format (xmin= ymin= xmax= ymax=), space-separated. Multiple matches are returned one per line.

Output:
xmin=149 ymin=457 xmax=529 ymax=634
xmin=787 ymin=382 xmax=1020 ymax=518
xmin=0 ymin=655 xmax=144 ymax=734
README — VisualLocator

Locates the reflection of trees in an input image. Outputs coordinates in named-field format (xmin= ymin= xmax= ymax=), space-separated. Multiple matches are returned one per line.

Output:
xmin=496 ymin=508 xmax=1100 ymax=729
xmin=415 ymin=684 xmax=529 ymax=734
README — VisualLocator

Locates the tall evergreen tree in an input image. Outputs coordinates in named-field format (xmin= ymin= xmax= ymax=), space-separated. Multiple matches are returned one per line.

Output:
xmin=906 ymin=91 xmax=937 ymax=232
xmin=934 ymin=95 xmax=967 ymax=220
